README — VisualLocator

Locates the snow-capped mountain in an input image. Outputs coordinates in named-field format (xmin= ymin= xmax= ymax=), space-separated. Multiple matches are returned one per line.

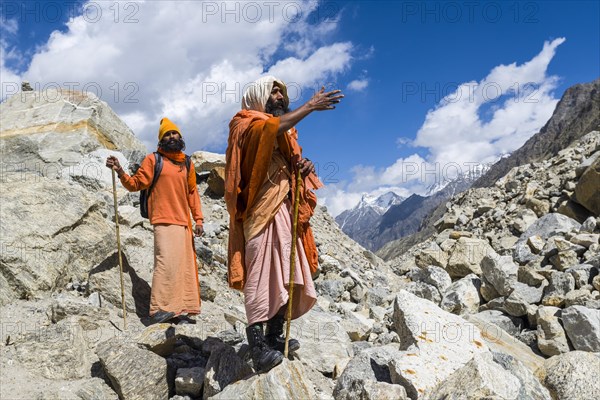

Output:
xmin=335 ymin=192 xmax=404 ymax=240
xmin=425 ymin=163 xmax=492 ymax=196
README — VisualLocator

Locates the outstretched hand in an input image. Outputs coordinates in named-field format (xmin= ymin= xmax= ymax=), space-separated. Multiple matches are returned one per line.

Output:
xmin=307 ymin=86 xmax=344 ymax=111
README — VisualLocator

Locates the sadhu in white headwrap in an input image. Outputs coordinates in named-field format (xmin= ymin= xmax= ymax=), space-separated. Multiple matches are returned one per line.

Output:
xmin=241 ymin=75 xmax=289 ymax=113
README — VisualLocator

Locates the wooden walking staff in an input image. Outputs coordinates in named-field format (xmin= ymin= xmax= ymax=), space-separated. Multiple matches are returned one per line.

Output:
xmin=284 ymin=163 xmax=303 ymax=357
xmin=111 ymin=169 xmax=128 ymax=330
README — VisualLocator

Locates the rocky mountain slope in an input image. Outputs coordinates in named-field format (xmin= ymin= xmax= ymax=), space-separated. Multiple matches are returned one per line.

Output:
xmin=337 ymin=168 xmax=487 ymax=252
xmin=1 ymin=87 xmax=598 ymax=400
xmin=473 ymin=78 xmax=600 ymax=188
xmin=377 ymin=78 xmax=600 ymax=262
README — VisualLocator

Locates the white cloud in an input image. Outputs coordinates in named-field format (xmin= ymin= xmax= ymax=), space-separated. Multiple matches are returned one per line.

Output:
xmin=15 ymin=0 xmax=354 ymax=152
xmin=413 ymin=38 xmax=565 ymax=167
xmin=321 ymin=38 xmax=565 ymax=216
xmin=347 ymin=78 xmax=368 ymax=91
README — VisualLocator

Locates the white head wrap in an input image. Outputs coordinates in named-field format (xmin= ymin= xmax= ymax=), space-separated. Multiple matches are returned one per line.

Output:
xmin=241 ymin=75 xmax=289 ymax=112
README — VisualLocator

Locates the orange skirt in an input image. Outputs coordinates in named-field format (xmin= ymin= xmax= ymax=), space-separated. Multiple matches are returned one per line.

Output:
xmin=150 ymin=224 xmax=201 ymax=316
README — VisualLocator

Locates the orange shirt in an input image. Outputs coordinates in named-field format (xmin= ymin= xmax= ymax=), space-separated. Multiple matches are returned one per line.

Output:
xmin=120 ymin=154 xmax=203 ymax=226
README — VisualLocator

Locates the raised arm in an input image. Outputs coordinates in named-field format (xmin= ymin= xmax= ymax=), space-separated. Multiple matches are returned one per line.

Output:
xmin=277 ymin=86 xmax=344 ymax=135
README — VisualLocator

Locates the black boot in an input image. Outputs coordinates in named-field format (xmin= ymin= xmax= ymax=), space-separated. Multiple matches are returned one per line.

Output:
xmin=246 ymin=323 xmax=283 ymax=373
xmin=265 ymin=314 xmax=300 ymax=353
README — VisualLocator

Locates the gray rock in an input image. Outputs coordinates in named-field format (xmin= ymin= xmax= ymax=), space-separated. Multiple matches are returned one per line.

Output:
xmin=518 ymin=266 xmax=547 ymax=287
xmin=479 ymin=275 xmax=501 ymax=302
xmin=474 ymin=310 xmax=524 ymax=336
xmin=210 ymin=359 xmax=317 ymax=400
xmin=404 ymin=281 xmax=441 ymax=305
xmin=427 ymin=352 xmax=521 ymax=400
xmin=440 ymin=274 xmax=481 ymax=315
xmin=342 ymin=312 xmax=374 ymax=342
xmin=390 ymin=291 xmax=489 ymax=398
xmin=354 ymin=381 xmax=408 ymax=400
xmin=526 ymin=197 xmax=550 ymax=217
xmin=491 ymin=352 xmax=552 ymax=400
xmin=565 ymin=264 xmax=594 ymax=288
xmin=415 ymin=241 xmax=448 ymax=269
xmin=574 ymin=154 xmax=600 ymax=215
xmin=48 ymin=292 xmax=110 ymax=323
xmin=333 ymin=346 xmax=401 ymax=400
xmin=564 ymin=289 xmax=600 ymax=308
xmin=318 ymin=279 xmax=346 ymax=302
xmin=319 ymin=254 xmax=342 ymax=274
xmin=0 ymin=178 xmax=118 ymax=306
xmin=136 ymin=323 xmax=178 ymax=357
xmin=293 ymin=310 xmax=352 ymax=375
xmin=581 ymin=216 xmax=597 ymax=233
xmin=527 ymin=235 xmax=546 ymax=254
xmin=364 ymin=286 xmax=391 ymax=308
xmin=15 ymin=317 xmax=93 ymax=380
xmin=536 ymin=306 xmax=570 ymax=356
xmin=549 ymin=249 xmax=580 ymax=271
xmin=75 ymin=378 xmax=120 ymax=400
xmin=176 ymin=367 xmax=205 ymax=397
xmin=514 ymin=213 xmax=583 ymax=265
xmin=542 ymin=272 xmax=575 ymax=307
xmin=481 ymin=255 xmax=518 ymax=296
xmin=561 ymin=305 xmax=600 ymax=352
xmin=408 ymin=265 xmax=452 ymax=293
xmin=542 ymin=351 xmax=600 ymax=400
xmin=512 ymin=209 xmax=538 ymax=234
xmin=446 ymin=237 xmax=495 ymax=278
xmin=516 ymin=213 xmax=581 ymax=246
xmin=570 ymin=233 xmax=600 ymax=248
xmin=467 ymin=315 xmax=546 ymax=376
xmin=203 ymin=342 xmax=253 ymax=399
xmin=96 ymin=340 xmax=168 ymax=400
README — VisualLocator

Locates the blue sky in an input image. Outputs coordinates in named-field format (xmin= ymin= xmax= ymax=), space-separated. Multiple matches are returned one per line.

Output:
xmin=1 ymin=1 xmax=599 ymax=215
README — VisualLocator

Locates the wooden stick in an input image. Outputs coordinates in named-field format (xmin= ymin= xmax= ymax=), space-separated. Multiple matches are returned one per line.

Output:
xmin=284 ymin=167 xmax=303 ymax=357
xmin=111 ymin=169 xmax=127 ymax=330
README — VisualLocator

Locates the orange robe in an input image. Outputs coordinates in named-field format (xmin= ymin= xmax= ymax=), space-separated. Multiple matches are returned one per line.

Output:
xmin=225 ymin=110 xmax=322 ymax=290
xmin=119 ymin=154 xmax=203 ymax=315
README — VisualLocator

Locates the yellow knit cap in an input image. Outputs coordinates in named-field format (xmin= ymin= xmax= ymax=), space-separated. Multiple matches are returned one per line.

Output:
xmin=158 ymin=117 xmax=181 ymax=141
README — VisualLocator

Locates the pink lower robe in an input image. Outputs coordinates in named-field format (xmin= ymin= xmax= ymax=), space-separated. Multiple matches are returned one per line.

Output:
xmin=243 ymin=200 xmax=317 ymax=325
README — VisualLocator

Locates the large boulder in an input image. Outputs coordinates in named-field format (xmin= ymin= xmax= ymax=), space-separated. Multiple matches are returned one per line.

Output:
xmin=513 ymin=214 xmax=581 ymax=265
xmin=96 ymin=339 xmax=169 ymax=400
xmin=574 ymin=155 xmax=600 ymax=215
xmin=14 ymin=317 xmax=94 ymax=380
xmin=333 ymin=346 xmax=407 ymax=400
xmin=389 ymin=291 xmax=489 ymax=398
xmin=0 ymin=178 xmax=116 ymax=306
xmin=0 ymin=88 xmax=148 ymax=306
xmin=0 ymin=89 xmax=146 ymax=166
xmin=446 ymin=237 xmax=495 ymax=278
xmin=292 ymin=310 xmax=353 ymax=375
xmin=210 ymin=360 xmax=316 ymax=400
xmin=561 ymin=305 xmax=600 ymax=352
xmin=541 ymin=351 xmax=600 ymax=400
xmin=427 ymin=352 xmax=522 ymax=400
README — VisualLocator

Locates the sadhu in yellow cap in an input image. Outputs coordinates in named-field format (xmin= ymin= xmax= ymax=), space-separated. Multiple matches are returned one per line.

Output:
xmin=158 ymin=117 xmax=181 ymax=141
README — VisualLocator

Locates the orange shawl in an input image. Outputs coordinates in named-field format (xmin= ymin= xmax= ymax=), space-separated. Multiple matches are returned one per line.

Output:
xmin=225 ymin=110 xmax=322 ymax=290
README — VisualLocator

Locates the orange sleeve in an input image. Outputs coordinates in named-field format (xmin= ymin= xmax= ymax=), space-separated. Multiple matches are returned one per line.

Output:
xmin=119 ymin=154 xmax=154 ymax=192
xmin=187 ymin=164 xmax=204 ymax=224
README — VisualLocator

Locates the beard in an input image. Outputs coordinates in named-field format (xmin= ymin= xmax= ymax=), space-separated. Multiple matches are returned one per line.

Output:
xmin=265 ymin=97 xmax=290 ymax=117
xmin=159 ymin=137 xmax=186 ymax=152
